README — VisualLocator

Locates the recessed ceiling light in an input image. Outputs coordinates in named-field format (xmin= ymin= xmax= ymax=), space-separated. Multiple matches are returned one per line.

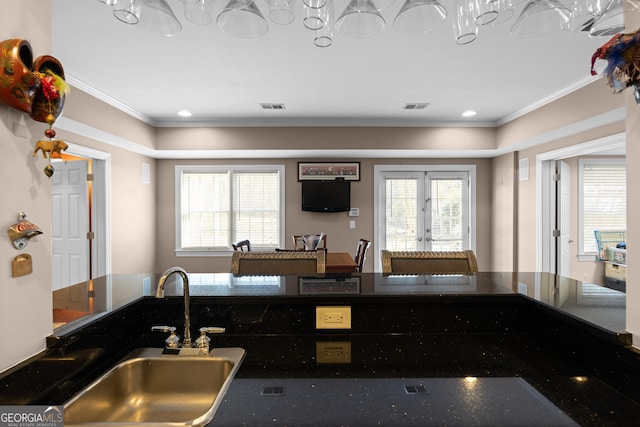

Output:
xmin=462 ymin=110 xmax=477 ymax=117
xmin=177 ymin=110 xmax=192 ymax=117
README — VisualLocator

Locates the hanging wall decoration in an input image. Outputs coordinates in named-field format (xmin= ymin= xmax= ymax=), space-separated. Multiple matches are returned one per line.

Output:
xmin=0 ymin=38 xmax=70 ymax=177
xmin=30 ymin=55 xmax=67 ymax=123
xmin=31 ymin=61 xmax=70 ymax=177
xmin=0 ymin=39 xmax=39 ymax=113
xmin=591 ymin=29 xmax=640 ymax=105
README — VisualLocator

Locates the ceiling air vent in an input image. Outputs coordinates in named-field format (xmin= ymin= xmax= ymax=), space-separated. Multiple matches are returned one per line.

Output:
xmin=260 ymin=103 xmax=286 ymax=110
xmin=403 ymin=103 xmax=429 ymax=110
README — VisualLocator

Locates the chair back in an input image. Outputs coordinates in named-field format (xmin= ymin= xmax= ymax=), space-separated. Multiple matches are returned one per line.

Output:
xmin=232 ymin=239 xmax=251 ymax=252
xmin=231 ymin=251 xmax=326 ymax=275
xmin=354 ymin=238 xmax=372 ymax=272
xmin=381 ymin=250 xmax=478 ymax=275
xmin=293 ymin=233 xmax=326 ymax=250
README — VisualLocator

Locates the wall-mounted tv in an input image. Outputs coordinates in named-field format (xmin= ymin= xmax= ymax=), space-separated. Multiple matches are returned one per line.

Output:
xmin=301 ymin=180 xmax=351 ymax=212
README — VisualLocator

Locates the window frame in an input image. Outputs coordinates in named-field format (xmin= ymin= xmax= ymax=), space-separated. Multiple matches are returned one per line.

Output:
xmin=374 ymin=164 xmax=476 ymax=271
xmin=175 ymin=164 xmax=285 ymax=256
xmin=577 ymin=158 xmax=626 ymax=260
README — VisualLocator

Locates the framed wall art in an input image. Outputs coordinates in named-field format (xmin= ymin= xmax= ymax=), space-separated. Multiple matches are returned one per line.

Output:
xmin=298 ymin=162 xmax=360 ymax=181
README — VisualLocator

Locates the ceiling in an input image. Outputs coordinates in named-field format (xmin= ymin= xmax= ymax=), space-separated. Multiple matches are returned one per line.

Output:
xmin=50 ymin=0 xmax=611 ymax=129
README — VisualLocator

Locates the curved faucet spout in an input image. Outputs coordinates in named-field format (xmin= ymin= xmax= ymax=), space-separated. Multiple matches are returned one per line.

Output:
xmin=156 ymin=267 xmax=191 ymax=347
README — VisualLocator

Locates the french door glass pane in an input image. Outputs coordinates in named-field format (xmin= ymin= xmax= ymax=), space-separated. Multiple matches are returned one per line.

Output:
xmin=430 ymin=178 xmax=463 ymax=251
xmin=385 ymin=178 xmax=418 ymax=251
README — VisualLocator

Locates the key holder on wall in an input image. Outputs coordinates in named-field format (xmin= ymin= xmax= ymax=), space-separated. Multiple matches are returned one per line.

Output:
xmin=7 ymin=212 xmax=43 ymax=250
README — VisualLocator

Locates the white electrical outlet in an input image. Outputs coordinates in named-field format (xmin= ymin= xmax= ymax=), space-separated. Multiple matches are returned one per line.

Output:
xmin=348 ymin=208 xmax=359 ymax=217
xmin=349 ymin=220 xmax=356 ymax=229
xmin=316 ymin=306 xmax=351 ymax=329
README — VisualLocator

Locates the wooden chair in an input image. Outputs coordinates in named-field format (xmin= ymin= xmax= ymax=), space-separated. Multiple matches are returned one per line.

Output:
xmin=232 ymin=239 xmax=251 ymax=252
xmin=231 ymin=251 xmax=326 ymax=275
xmin=292 ymin=233 xmax=327 ymax=251
xmin=354 ymin=238 xmax=372 ymax=272
xmin=381 ymin=250 xmax=478 ymax=275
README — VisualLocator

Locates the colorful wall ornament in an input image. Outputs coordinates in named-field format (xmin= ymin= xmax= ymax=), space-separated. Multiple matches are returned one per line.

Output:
xmin=591 ymin=29 xmax=640 ymax=105
xmin=0 ymin=38 xmax=69 ymax=177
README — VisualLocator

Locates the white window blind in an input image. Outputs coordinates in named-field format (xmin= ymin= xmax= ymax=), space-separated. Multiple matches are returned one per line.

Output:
xmin=181 ymin=171 xmax=229 ymax=249
xmin=232 ymin=172 xmax=280 ymax=247
xmin=177 ymin=166 xmax=283 ymax=252
xmin=385 ymin=177 xmax=419 ymax=251
xmin=580 ymin=160 xmax=626 ymax=254
xmin=430 ymin=177 xmax=464 ymax=251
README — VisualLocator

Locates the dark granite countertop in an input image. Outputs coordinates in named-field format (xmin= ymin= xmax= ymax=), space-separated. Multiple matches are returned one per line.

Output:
xmin=1 ymin=272 xmax=637 ymax=426
xmin=50 ymin=272 xmax=628 ymax=341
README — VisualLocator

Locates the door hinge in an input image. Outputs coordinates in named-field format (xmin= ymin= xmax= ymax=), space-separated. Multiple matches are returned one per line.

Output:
xmin=87 ymin=173 xmax=94 ymax=182
xmin=553 ymin=173 xmax=561 ymax=181
xmin=552 ymin=229 xmax=561 ymax=237
xmin=87 ymin=231 xmax=95 ymax=240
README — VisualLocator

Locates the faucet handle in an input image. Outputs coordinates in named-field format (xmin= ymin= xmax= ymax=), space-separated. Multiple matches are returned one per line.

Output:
xmin=195 ymin=327 xmax=226 ymax=354
xmin=151 ymin=325 xmax=180 ymax=348
xmin=200 ymin=327 xmax=225 ymax=334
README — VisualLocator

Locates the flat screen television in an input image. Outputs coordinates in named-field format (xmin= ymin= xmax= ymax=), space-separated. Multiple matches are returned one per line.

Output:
xmin=302 ymin=180 xmax=351 ymax=212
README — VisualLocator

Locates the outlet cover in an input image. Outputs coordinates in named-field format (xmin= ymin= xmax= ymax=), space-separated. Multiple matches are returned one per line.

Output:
xmin=316 ymin=306 xmax=351 ymax=329
xmin=316 ymin=341 xmax=352 ymax=364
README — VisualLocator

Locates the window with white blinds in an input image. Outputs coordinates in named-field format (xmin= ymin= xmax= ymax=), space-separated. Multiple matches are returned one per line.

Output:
xmin=176 ymin=165 xmax=284 ymax=252
xmin=578 ymin=159 xmax=626 ymax=255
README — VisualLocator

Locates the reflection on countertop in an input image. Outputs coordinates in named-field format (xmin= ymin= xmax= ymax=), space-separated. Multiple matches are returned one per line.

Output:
xmin=52 ymin=272 xmax=627 ymax=338
xmin=2 ymin=271 xmax=636 ymax=426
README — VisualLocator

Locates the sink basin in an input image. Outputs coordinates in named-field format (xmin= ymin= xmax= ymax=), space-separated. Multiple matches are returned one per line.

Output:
xmin=64 ymin=347 xmax=245 ymax=426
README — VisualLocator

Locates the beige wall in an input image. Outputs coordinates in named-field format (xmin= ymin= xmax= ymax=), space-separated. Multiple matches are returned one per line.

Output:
xmin=497 ymin=80 xmax=624 ymax=150
xmin=155 ymin=157 xmax=494 ymax=273
xmin=53 ymin=125 xmax=158 ymax=274
xmin=155 ymin=127 xmax=497 ymax=152
xmin=2 ymin=0 xmax=638 ymax=373
xmin=513 ymin=123 xmax=625 ymax=273
xmin=0 ymin=1 xmax=158 ymax=372
xmin=58 ymin=84 xmax=159 ymax=275
xmin=625 ymin=6 xmax=640 ymax=344
xmin=490 ymin=152 xmax=516 ymax=272
xmin=0 ymin=0 xmax=55 ymax=371
xmin=61 ymin=88 xmax=156 ymax=151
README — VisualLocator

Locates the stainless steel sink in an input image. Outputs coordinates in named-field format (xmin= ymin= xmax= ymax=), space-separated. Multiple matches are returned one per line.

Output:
xmin=64 ymin=347 xmax=245 ymax=426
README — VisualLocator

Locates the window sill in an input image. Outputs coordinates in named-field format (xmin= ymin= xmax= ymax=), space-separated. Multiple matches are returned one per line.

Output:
xmin=175 ymin=250 xmax=232 ymax=257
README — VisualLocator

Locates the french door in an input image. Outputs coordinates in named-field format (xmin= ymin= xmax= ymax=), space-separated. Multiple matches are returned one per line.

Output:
xmin=378 ymin=169 xmax=472 ymax=255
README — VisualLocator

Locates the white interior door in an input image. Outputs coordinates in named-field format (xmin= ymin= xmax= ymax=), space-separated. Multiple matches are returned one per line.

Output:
xmin=52 ymin=160 xmax=89 ymax=291
xmin=557 ymin=160 xmax=571 ymax=278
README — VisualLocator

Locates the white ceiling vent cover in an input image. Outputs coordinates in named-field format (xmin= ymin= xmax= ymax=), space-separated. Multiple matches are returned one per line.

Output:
xmin=403 ymin=103 xmax=429 ymax=110
xmin=260 ymin=103 xmax=286 ymax=110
